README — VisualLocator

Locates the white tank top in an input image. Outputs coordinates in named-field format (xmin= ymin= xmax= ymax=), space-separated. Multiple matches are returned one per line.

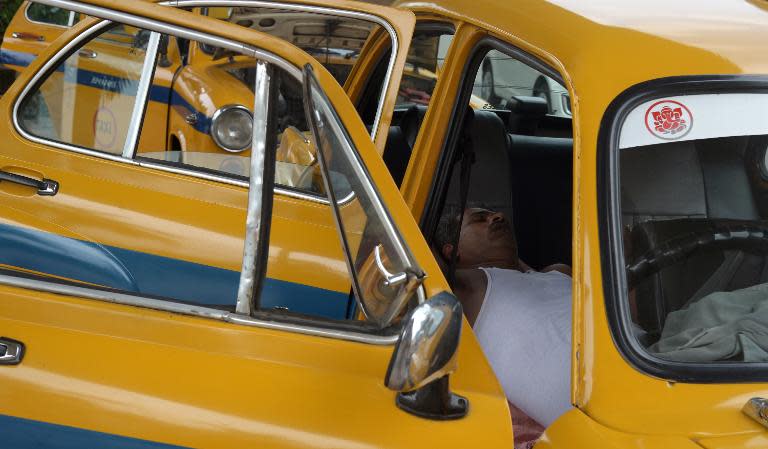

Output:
xmin=473 ymin=267 xmax=572 ymax=427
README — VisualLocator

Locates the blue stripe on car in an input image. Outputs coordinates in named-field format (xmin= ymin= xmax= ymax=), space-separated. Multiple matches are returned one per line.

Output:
xmin=0 ymin=414 xmax=190 ymax=449
xmin=0 ymin=222 xmax=350 ymax=319
xmin=3 ymin=48 xmax=214 ymax=135
xmin=0 ymin=48 xmax=35 ymax=68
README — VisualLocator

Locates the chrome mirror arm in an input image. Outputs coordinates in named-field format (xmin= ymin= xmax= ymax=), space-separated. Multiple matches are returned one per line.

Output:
xmin=384 ymin=292 xmax=468 ymax=420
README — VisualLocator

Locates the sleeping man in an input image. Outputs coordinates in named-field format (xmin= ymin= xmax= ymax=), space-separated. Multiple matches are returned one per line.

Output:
xmin=435 ymin=207 xmax=572 ymax=445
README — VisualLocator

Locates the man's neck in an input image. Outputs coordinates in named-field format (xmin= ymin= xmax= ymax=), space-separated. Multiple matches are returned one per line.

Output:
xmin=462 ymin=257 xmax=522 ymax=271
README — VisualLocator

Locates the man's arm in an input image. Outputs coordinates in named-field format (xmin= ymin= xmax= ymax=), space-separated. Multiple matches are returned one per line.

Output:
xmin=541 ymin=263 xmax=571 ymax=277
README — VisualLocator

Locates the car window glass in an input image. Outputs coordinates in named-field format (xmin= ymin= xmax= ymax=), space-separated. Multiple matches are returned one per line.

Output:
xmin=26 ymin=3 xmax=74 ymax=26
xmin=12 ymin=22 xmax=345 ymax=319
xmin=17 ymin=24 xmax=150 ymax=155
xmin=617 ymin=93 xmax=768 ymax=364
xmin=473 ymin=49 xmax=570 ymax=119
xmin=396 ymin=29 xmax=453 ymax=109
xmin=136 ymin=33 xmax=327 ymax=194
xmin=201 ymin=7 xmax=376 ymax=87
xmin=134 ymin=7 xmax=388 ymax=194
xmin=307 ymin=70 xmax=422 ymax=326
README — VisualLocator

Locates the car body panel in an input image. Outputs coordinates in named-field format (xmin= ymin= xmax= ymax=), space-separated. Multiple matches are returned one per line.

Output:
xmin=396 ymin=0 xmax=768 ymax=441
xmin=0 ymin=2 xmax=75 ymax=73
xmin=0 ymin=0 xmax=512 ymax=447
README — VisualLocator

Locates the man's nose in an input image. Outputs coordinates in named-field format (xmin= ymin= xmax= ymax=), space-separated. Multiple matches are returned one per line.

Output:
xmin=488 ymin=212 xmax=505 ymax=223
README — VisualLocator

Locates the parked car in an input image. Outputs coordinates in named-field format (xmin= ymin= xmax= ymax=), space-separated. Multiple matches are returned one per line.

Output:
xmin=2 ymin=0 xmax=768 ymax=448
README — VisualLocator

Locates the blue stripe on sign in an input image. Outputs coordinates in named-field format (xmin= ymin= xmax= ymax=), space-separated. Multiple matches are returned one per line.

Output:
xmin=0 ymin=413 xmax=190 ymax=449
xmin=71 ymin=66 xmax=139 ymax=95
xmin=0 ymin=48 xmax=35 ymax=68
xmin=0 ymin=222 xmax=351 ymax=319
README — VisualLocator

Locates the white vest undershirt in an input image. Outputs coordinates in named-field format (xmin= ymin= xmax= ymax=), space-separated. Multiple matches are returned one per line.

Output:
xmin=473 ymin=267 xmax=572 ymax=427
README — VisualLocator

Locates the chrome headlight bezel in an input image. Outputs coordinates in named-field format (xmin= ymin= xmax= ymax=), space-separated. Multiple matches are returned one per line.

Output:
xmin=210 ymin=104 xmax=253 ymax=153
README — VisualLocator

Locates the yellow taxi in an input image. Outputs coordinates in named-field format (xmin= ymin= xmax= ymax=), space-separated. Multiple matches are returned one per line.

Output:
xmin=0 ymin=0 xmax=512 ymax=448
xmin=1 ymin=0 xmax=768 ymax=448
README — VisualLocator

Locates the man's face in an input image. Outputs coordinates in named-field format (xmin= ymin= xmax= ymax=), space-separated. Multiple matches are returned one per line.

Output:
xmin=448 ymin=208 xmax=518 ymax=268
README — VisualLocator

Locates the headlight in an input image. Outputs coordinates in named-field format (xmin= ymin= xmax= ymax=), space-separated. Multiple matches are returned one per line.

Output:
xmin=210 ymin=104 xmax=253 ymax=152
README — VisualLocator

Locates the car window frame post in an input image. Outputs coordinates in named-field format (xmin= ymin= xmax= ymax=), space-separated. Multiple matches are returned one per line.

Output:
xmin=236 ymin=59 xmax=276 ymax=315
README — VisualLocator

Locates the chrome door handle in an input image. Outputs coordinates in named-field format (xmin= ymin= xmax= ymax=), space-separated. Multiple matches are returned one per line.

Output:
xmin=0 ymin=170 xmax=59 ymax=196
xmin=11 ymin=31 xmax=44 ymax=42
xmin=0 ymin=338 xmax=24 ymax=365
xmin=78 ymin=48 xmax=98 ymax=59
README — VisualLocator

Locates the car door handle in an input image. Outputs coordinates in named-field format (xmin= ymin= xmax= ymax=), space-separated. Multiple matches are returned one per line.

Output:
xmin=78 ymin=48 xmax=98 ymax=59
xmin=11 ymin=31 xmax=44 ymax=42
xmin=0 ymin=170 xmax=59 ymax=196
xmin=0 ymin=338 xmax=24 ymax=365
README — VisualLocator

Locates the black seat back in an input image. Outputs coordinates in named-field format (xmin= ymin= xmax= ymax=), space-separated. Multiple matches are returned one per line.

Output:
xmin=444 ymin=110 xmax=514 ymax=221
xmin=507 ymin=134 xmax=573 ymax=269
xmin=622 ymin=138 xmax=762 ymax=333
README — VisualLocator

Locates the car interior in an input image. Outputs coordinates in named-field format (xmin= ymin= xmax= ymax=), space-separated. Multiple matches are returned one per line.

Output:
xmin=383 ymin=97 xmax=574 ymax=271
xmin=621 ymin=135 xmax=768 ymax=350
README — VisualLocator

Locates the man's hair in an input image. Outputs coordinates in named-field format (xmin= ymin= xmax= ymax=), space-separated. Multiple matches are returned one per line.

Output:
xmin=433 ymin=205 xmax=463 ymax=258
xmin=433 ymin=204 xmax=517 ymax=261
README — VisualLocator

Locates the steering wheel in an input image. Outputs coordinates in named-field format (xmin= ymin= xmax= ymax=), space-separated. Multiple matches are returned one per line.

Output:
xmin=625 ymin=223 xmax=768 ymax=289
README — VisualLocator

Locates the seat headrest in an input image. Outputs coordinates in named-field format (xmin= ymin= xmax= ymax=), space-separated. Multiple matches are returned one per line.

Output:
xmin=620 ymin=141 xmax=707 ymax=222
xmin=506 ymin=96 xmax=548 ymax=116
xmin=445 ymin=110 xmax=513 ymax=220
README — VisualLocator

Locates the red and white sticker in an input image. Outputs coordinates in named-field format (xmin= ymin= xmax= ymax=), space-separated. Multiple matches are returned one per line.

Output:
xmin=644 ymin=100 xmax=692 ymax=140
xmin=620 ymin=94 xmax=768 ymax=149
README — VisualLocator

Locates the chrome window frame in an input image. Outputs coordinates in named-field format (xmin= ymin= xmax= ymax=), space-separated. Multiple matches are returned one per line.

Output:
xmin=124 ymin=31 xmax=161 ymax=158
xmin=8 ymin=0 xmax=401 ymax=345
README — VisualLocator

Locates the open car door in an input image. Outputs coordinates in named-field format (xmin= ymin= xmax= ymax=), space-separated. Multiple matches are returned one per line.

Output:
xmin=0 ymin=0 xmax=512 ymax=448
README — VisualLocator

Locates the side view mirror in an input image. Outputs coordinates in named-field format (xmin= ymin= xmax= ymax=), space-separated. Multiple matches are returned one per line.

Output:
xmin=385 ymin=292 xmax=468 ymax=420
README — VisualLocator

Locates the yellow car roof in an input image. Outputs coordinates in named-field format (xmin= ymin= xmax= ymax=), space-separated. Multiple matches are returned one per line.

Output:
xmin=398 ymin=0 xmax=768 ymax=105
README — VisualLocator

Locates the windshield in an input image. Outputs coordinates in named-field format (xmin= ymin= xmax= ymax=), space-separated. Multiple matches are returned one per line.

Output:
xmin=612 ymin=91 xmax=768 ymax=369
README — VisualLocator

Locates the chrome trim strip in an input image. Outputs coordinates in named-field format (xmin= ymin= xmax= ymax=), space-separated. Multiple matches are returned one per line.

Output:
xmin=0 ymin=274 xmax=228 ymax=319
xmin=0 ymin=274 xmax=397 ymax=345
xmin=136 ymin=159 xmax=249 ymax=186
xmin=32 ymin=0 xmax=303 ymax=77
xmin=236 ymin=61 xmax=270 ymax=315
xmin=31 ymin=0 xmax=252 ymax=58
xmin=166 ymin=0 xmax=399 ymax=142
xmin=123 ymin=31 xmax=161 ymax=159
xmin=225 ymin=314 xmax=398 ymax=345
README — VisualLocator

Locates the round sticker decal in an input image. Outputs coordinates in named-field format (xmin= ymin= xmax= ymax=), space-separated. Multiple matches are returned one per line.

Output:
xmin=644 ymin=100 xmax=692 ymax=140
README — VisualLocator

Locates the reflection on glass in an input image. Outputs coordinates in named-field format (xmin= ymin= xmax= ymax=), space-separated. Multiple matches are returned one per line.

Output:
xmin=203 ymin=7 xmax=374 ymax=86
xmin=397 ymin=31 xmax=453 ymax=107
xmin=19 ymin=25 xmax=148 ymax=155
xmin=619 ymin=95 xmax=768 ymax=363
xmin=307 ymin=70 xmax=421 ymax=327
xmin=472 ymin=49 xmax=569 ymax=117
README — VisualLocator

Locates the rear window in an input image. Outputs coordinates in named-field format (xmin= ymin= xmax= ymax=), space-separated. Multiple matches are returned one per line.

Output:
xmin=602 ymin=78 xmax=768 ymax=381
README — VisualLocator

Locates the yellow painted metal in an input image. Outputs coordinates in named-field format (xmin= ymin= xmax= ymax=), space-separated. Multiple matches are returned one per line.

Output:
xmin=1 ymin=2 xmax=71 ymax=73
xmin=0 ymin=0 xmax=512 ymax=447
xmin=395 ymin=0 xmax=768 ymax=444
